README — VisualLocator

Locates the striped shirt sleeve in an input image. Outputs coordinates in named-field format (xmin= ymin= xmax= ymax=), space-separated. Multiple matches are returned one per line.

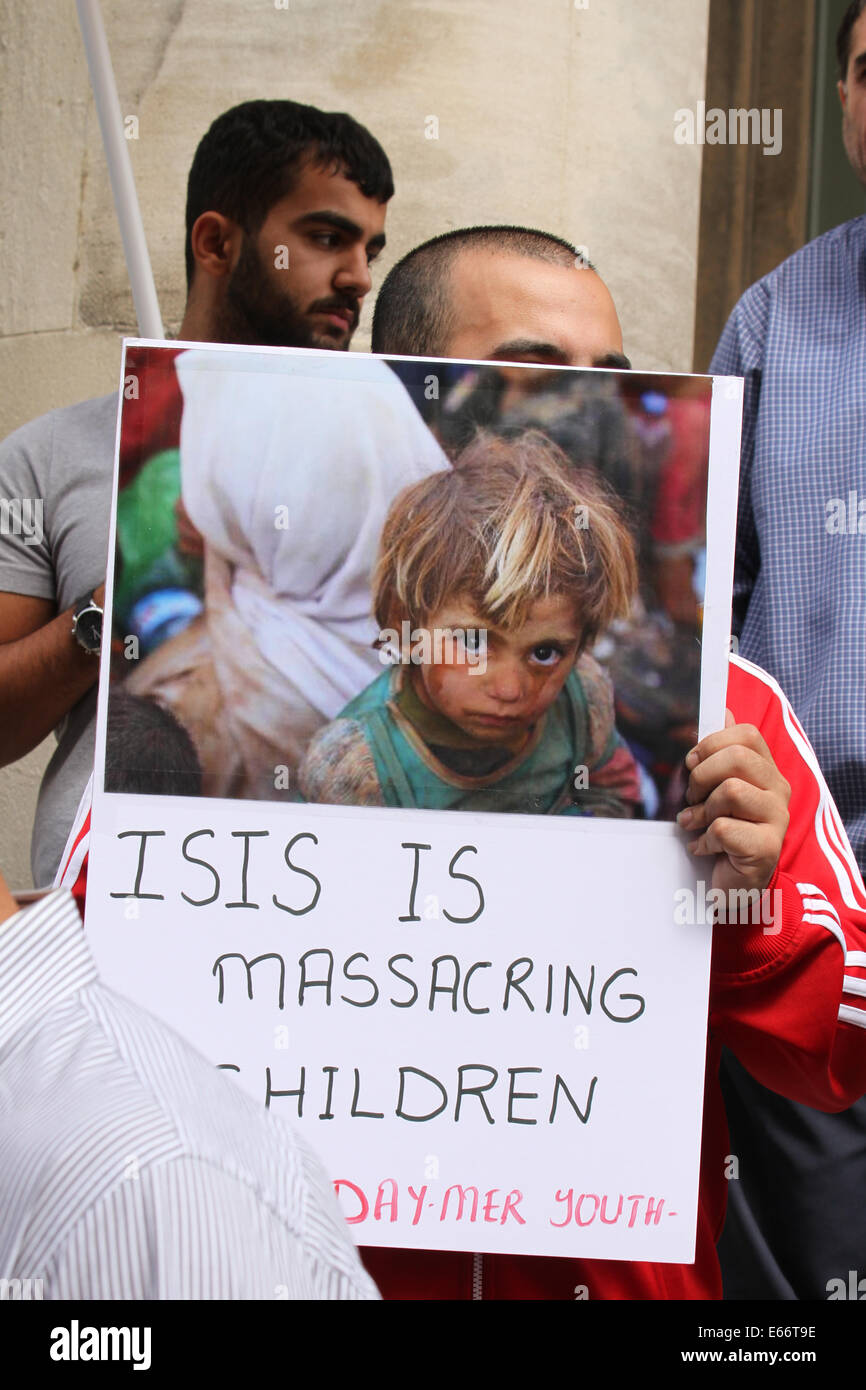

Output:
xmin=0 ymin=891 xmax=379 ymax=1302
xmin=43 ymin=1157 xmax=378 ymax=1301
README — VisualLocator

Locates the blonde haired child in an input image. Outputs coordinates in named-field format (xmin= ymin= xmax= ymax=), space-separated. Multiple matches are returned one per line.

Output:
xmin=300 ymin=430 xmax=642 ymax=816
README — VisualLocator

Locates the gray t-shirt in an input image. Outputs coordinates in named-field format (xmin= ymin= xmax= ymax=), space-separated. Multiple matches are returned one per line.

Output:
xmin=0 ymin=393 xmax=117 ymax=885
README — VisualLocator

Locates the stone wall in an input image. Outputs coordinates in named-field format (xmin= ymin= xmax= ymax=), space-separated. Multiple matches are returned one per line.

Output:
xmin=0 ymin=0 xmax=710 ymax=887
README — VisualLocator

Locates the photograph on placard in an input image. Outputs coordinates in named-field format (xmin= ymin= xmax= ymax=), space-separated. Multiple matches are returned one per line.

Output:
xmin=103 ymin=343 xmax=711 ymax=821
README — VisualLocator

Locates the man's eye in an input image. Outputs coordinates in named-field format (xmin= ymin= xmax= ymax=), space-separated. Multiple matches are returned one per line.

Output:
xmin=312 ymin=232 xmax=341 ymax=248
xmin=531 ymin=644 xmax=563 ymax=666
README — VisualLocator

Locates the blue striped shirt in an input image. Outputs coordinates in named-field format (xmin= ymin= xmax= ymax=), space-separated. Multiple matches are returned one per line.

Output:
xmin=711 ymin=215 xmax=866 ymax=870
xmin=0 ymin=891 xmax=379 ymax=1300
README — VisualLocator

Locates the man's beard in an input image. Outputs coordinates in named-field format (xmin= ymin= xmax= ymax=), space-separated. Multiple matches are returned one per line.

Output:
xmin=214 ymin=238 xmax=358 ymax=350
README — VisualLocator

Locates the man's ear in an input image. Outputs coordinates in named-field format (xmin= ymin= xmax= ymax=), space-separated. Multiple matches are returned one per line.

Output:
xmin=839 ymin=79 xmax=849 ymax=114
xmin=188 ymin=210 xmax=244 ymax=282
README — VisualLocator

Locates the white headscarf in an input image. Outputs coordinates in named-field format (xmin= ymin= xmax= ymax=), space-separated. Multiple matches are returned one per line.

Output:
xmin=176 ymin=349 xmax=450 ymax=720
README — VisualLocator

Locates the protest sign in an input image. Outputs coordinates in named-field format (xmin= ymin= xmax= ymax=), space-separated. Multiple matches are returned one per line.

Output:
xmin=84 ymin=342 xmax=742 ymax=1261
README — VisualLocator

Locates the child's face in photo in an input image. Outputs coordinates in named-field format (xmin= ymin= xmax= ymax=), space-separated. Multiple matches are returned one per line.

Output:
xmin=411 ymin=593 xmax=583 ymax=749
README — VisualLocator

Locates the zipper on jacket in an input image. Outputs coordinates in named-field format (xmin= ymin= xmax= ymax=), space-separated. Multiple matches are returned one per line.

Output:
xmin=472 ymin=1252 xmax=483 ymax=1300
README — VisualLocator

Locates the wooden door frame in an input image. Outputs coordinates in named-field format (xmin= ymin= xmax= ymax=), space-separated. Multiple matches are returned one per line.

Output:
xmin=692 ymin=0 xmax=817 ymax=371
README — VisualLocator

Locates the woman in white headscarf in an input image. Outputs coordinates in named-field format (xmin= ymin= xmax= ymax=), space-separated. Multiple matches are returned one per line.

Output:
xmin=128 ymin=350 xmax=449 ymax=800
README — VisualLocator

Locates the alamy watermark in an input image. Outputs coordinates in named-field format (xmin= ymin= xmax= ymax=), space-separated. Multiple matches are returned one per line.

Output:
xmin=674 ymin=101 xmax=782 ymax=157
xmin=0 ymin=1277 xmax=43 ymax=1299
xmin=826 ymin=1270 xmax=866 ymax=1299
xmin=378 ymin=623 xmax=488 ymax=673
xmin=674 ymin=880 xmax=782 ymax=933
xmin=826 ymin=491 xmax=866 ymax=535
xmin=49 ymin=1321 xmax=151 ymax=1370
xmin=0 ymin=497 xmax=43 ymax=546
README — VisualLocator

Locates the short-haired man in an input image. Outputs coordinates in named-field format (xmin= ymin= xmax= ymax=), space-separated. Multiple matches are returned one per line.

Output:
xmin=706 ymin=0 xmax=866 ymax=1301
xmin=371 ymin=225 xmax=628 ymax=368
xmin=373 ymin=226 xmax=692 ymax=623
xmin=0 ymin=99 xmax=393 ymax=887
xmin=355 ymin=224 xmax=866 ymax=1299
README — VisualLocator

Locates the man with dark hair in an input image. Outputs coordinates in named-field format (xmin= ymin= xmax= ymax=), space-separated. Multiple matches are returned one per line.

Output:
xmin=839 ymin=1 xmax=866 ymax=190
xmin=371 ymin=225 xmax=629 ymax=368
xmin=0 ymin=99 xmax=393 ymax=887
xmin=838 ymin=2 xmax=866 ymax=87
xmin=706 ymin=0 xmax=866 ymax=1300
xmin=183 ymin=100 xmax=391 ymax=349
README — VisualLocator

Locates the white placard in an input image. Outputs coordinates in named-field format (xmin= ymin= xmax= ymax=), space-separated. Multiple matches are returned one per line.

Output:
xmin=84 ymin=342 xmax=744 ymax=1263
xmin=86 ymin=798 xmax=711 ymax=1261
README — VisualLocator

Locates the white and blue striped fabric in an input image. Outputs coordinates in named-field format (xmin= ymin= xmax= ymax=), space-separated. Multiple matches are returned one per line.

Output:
xmin=712 ymin=214 xmax=866 ymax=872
xmin=0 ymin=891 xmax=378 ymax=1300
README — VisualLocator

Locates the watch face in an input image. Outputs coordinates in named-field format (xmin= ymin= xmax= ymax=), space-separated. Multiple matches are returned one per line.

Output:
xmin=76 ymin=607 xmax=102 ymax=654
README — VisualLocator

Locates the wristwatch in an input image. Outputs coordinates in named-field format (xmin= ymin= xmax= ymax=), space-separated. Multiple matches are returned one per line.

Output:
xmin=71 ymin=590 xmax=104 ymax=656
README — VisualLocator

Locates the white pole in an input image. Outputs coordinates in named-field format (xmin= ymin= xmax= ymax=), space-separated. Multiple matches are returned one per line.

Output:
xmin=75 ymin=0 xmax=164 ymax=339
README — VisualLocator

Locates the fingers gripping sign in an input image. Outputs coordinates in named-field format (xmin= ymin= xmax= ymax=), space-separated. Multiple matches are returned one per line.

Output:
xmin=676 ymin=710 xmax=791 ymax=902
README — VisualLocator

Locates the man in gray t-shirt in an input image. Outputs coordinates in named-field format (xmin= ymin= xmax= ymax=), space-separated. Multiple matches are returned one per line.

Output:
xmin=0 ymin=100 xmax=393 ymax=885
xmin=0 ymin=397 xmax=117 ymax=884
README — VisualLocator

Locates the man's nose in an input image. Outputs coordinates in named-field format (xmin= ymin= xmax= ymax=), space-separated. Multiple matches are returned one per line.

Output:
xmin=334 ymin=245 xmax=373 ymax=298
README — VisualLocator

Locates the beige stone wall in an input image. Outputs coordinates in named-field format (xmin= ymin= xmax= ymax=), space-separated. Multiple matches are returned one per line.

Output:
xmin=0 ymin=0 xmax=709 ymax=887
